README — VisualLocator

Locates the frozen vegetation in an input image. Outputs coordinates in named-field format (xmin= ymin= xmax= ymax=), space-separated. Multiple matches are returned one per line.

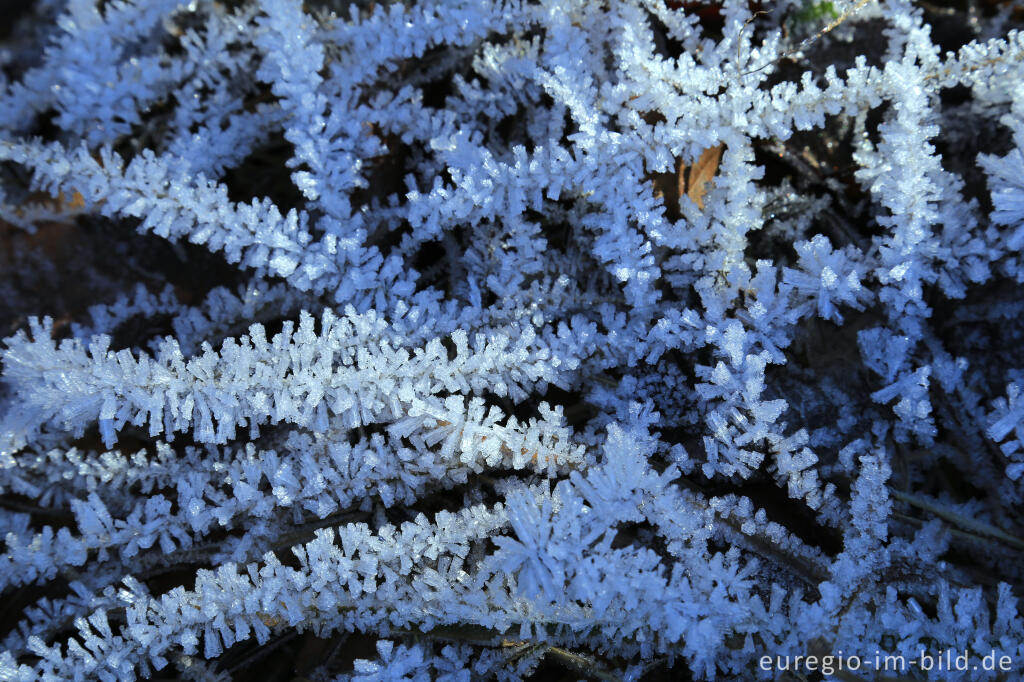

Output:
xmin=1 ymin=0 xmax=1024 ymax=679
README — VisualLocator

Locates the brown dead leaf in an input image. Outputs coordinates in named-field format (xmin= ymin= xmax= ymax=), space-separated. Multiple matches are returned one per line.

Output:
xmin=20 ymin=189 xmax=86 ymax=215
xmin=1 ymin=189 xmax=88 ymax=262
xmin=260 ymin=614 xmax=283 ymax=628
xmin=61 ymin=190 xmax=86 ymax=211
xmin=649 ymin=144 xmax=724 ymax=220
xmin=684 ymin=144 xmax=723 ymax=210
xmin=649 ymin=158 xmax=683 ymax=222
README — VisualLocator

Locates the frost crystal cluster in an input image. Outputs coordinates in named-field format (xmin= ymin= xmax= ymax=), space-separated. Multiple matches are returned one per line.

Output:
xmin=2 ymin=0 xmax=1024 ymax=679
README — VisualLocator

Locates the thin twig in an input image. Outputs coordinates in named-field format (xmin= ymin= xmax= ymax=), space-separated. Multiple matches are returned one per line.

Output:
xmin=546 ymin=646 xmax=624 ymax=682
xmin=742 ymin=0 xmax=876 ymax=77
xmin=889 ymin=488 xmax=1024 ymax=550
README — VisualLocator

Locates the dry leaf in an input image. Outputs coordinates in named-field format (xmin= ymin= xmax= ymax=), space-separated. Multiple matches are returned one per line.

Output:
xmin=684 ymin=144 xmax=723 ymax=210
xmin=649 ymin=144 xmax=723 ymax=220
xmin=649 ymin=158 xmax=682 ymax=222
